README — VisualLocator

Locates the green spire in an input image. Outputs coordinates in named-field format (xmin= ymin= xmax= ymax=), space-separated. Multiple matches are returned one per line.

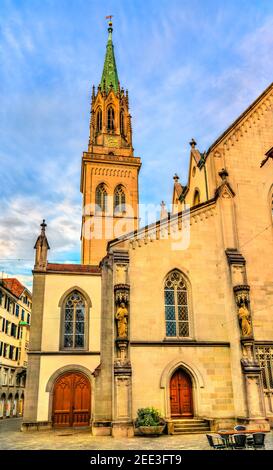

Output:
xmin=100 ymin=20 xmax=119 ymax=93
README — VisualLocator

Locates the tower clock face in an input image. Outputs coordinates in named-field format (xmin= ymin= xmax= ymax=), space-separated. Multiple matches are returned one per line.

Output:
xmin=105 ymin=135 xmax=119 ymax=147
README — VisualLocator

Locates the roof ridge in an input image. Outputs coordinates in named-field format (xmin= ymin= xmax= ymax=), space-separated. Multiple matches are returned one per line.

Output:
xmin=207 ymin=81 xmax=273 ymax=155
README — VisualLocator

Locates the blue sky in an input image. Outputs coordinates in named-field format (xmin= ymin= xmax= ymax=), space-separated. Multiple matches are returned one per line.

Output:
xmin=1 ymin=0 xmax=273 ymax=288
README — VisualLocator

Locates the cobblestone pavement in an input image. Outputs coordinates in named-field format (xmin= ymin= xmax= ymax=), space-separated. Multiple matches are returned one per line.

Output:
xmin=0 ymin=418 xmax=273 ymax=450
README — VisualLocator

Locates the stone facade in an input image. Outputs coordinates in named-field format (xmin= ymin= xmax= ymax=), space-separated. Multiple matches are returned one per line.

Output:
xmin=23 ymin=22 xmax=273 ymax=435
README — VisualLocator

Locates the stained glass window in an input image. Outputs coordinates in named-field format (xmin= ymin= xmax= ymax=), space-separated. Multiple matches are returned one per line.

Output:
xmin=114 ymin=185 xmax=126 ymax=213
xmin=164 ymin=270 xmax=190 ymax=338
xmin=63 ymin=291 xmax=85 ymax=349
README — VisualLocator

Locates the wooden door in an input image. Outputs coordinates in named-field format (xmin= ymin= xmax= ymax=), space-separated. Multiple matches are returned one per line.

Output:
xmin=52 ymin=372 xmax=90 ymax=427
xmin=170 ymin=369 xmax=193 ymax=417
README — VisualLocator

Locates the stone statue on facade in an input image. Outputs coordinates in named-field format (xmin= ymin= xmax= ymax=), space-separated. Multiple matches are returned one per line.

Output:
xmin=115 ymin=302 xmax=128 ymax=338
xmin=238 ymin=304 xmax=252 ymax=337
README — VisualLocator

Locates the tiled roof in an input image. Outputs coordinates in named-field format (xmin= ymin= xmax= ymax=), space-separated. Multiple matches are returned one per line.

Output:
xmin=2 ymin=278 xmax=26 ymax=298
xmin=46 ymin=263 xmax=101 ymax=274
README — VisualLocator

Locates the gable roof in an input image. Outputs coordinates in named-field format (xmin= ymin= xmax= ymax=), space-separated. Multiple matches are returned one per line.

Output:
xmin=46 ymin=263 xmax=101 ymax=275
xmin=1 ymin=278 xmax=28 ymax=299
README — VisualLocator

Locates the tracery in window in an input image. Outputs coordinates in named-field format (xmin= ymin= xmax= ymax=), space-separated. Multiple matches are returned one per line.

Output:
xmin=95 ymin=183 xmax=108 ymax=212
xmin=164 ymin=270 xmax=190 ymax=338
xmin=114 ymin=185 xmax=126 ymax=213
xmin=63 ymin=291 xmax=86 ymax=349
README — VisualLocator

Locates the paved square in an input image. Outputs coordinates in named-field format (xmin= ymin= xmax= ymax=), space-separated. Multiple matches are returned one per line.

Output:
xmin=0 ymin=419 xmax=273 ymax=450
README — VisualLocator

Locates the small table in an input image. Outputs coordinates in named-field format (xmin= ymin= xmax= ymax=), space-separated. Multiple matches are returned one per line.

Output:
xmin=218 ymin=429 xmax=269 ymax=449
xmin=218 ymin=429 xmax=269 ymax=436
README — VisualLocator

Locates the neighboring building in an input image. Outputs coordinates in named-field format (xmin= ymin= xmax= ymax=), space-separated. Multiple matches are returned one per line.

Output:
xmin=23 ymin=21 xmax=273 ymax=435
xmin=0 ymin=278 xmax=32 ymax=418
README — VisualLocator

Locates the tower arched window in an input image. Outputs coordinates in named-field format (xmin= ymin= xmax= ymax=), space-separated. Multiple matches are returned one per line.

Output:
xmin=96 ymin=108 xmax=102 ymax=132
xmin=114 ymin=185 xmax=126 ymax=213
xmin=95 ymin=183 xmax=108 ymax=213
xmin=107 ymin=106 xmax=115 ymax=131
xmin=164 ymin=270 xmax=190 ymax=338
xmin=193 ymin=189 xmax=200 ymax=206
xmin=63 ymin=291 xmax=86 ymax=349
xmin=120 ymin=110 xmax=124 ymax=135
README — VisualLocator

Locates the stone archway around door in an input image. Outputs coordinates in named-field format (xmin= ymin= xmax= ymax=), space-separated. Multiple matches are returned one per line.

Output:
xmin=170 ymin=368 xmax=193 ymax=418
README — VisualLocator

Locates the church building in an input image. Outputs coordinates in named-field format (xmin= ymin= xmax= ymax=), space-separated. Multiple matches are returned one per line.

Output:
xmin=23 ymin=20 xmax=273 ymax=437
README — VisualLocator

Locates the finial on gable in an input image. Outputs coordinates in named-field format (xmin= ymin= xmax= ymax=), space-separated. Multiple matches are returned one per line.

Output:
xmin=40 ymin=219 xmax=47 ymax=234
xmin=218 ymin=168 xmax=229 ymax=181
xmin=189 ymin=138 xmax=197 ymax=149
xmin=173 ymin=173 xmax=180 ymax=183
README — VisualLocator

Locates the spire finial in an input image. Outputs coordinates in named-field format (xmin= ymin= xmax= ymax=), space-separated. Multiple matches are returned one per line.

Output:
xmin=106 ymin=15 xmax=113 ymax=33
xmin=41 ymin=219 xmax=47 ymax=233
xmin=173 ymin=174 xmax=180 ymax=183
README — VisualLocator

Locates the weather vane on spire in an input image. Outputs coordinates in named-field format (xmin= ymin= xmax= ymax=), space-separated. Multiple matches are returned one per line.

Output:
xmin=106 ymin=15 xmax=113 ymax=23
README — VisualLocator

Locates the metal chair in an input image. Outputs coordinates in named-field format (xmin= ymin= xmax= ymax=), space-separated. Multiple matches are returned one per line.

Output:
xmin=206 ymin=433 xmax=227 ymax=450
xmin=252 ymin=433 xmax=266 ymax=450
xmin=218 ymin=430 xmax=233 ymax=448
xmin=230 ymin=433 xmax=247 ymax=449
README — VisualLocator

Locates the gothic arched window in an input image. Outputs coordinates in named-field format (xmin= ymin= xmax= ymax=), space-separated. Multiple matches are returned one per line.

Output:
xmin=95 ymin=183 xmax=108 ymax=213
xmin=63 ymin=291 xmax=86 ymax=349
xmin=107 ymin=106 xmax=115 ymax=131
xmin=193 ymin=189 xmax=200 ymax=206
xmin=114 ymin=185 xmax=126 ymax=213
xmin=96 ymin=108 xmax=102 ymax=132
xmin=120 ymin=110 xmax=124 ymax=135
xmin=164 ymin=270 xmax=190 ymax=338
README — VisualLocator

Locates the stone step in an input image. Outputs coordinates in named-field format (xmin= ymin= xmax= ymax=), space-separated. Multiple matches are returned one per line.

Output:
xmin=173 ymin=430 xmax=210 ymax=435
xmin=172 ymin=419 xmax=210 ymax=435
xmin=174 ymin=424 xmax=209 ymax=429
xmin=172 ymin=418 xmax=207 ymax=424
xmin=174 ymin=427 xmax=209 ymax=432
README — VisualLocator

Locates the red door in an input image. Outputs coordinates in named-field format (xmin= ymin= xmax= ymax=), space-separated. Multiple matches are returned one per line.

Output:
xmin=52 ymin=372 xmax=91 ymax=427
xmin=170 ymin=369 xmax=193 ymax=417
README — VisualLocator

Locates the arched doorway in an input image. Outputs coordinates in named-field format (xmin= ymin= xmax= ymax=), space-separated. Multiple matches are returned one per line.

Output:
xmin=0 ymin=394 xmax=6 ymax=418
xmin=170 ymin=368 xmax=193 ymax=418
xmin=52 ymin=371 xmax=91 ymax=428
xmin=6 ymin=394 xmax=13 ymax=418
xmin=13 ymin=393 xmax=19 ymax=416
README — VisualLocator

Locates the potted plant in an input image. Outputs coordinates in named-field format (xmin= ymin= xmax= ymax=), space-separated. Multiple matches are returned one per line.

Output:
xmin=135 ymin=407 xmax=166 ymax=436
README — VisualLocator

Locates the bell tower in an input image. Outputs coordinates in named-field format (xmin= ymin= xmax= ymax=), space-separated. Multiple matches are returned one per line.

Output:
xmin=80 ymin=19 xmax=141 ymax=265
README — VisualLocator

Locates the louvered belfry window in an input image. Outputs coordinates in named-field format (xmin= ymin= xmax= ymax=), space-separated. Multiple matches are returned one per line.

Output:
xmin=96 ymin=108 xmax=102 ymax=132
xmin=164 ymin=270 xmax=190 ymax=338
xmin=107 ymin=106 xmax=115 ymax=131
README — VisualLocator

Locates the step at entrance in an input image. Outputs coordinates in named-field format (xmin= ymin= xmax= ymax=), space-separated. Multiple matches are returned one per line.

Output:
xmin=170 ymin=418 xmax=210 ymax=435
